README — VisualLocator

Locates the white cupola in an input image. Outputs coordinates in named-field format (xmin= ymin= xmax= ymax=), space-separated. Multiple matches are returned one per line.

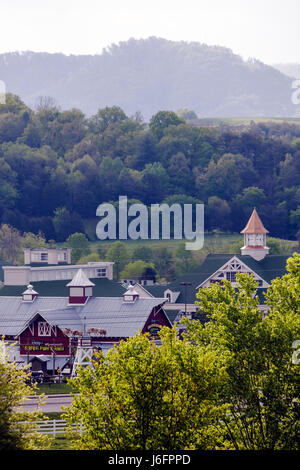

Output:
xmin=67 ymin=269 xmax=95 ymax=305
xmin=240 ymin=208 xmax=269 ymax=261
xmin=22 ymin=284 xmax=38 ymax=302
xmin=123 ymin=283 xmax=139 ymax=303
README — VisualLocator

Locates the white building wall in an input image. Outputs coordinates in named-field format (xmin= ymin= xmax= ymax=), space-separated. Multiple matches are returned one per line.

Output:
xmin=3 ymin=262 xmax=115 ymax=285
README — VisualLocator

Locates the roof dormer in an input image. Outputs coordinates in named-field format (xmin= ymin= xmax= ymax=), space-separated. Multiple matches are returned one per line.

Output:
xmin=67 ymin=269 xmax=95 ymax=305
xmin=123 ymin=284 xmax=139 ymax=303
xmin=22 ymin=284 xmax=38 ymax=302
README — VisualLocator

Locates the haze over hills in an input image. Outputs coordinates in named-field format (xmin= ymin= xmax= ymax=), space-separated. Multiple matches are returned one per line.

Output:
xmin=272 ymin=63 xmax=300 ymax=79
xmin=0 ymin=37 xmax=296 ymax=120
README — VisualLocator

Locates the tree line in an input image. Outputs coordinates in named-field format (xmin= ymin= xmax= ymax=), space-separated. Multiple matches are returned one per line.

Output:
xmin=0 ymin=93 xmax=299 ymax=245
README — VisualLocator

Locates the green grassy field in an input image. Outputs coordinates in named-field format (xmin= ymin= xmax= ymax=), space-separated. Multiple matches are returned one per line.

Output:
xmin=87 ymin=232 xmax=297 ymax=256
xmin=36 ymin=383 xmax=73 ymax=395
xmin=191 ymin=116 xmax=300 ymax=127
xmin=42 ymin=412 xmax=74 ymax=450
xmin=82 ymin=218 xmax=297 ymax=252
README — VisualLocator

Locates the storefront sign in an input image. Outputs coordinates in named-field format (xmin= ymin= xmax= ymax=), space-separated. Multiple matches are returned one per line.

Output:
xmin=23 ymin=344 xmax=65 ymax=352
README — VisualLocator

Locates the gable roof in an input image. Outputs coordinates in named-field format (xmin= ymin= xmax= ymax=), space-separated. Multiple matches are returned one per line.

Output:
xmin=237 ymin=254 xmax=289 ymax=284
xmin=0 ymin=297 xmax=68 ymax=336
xmin=145 ymin=253 xmax=290 ymax=304
xmin=39 ymin=297 xmax=167 ymax=338
xmin=164 ymin=309 xmax=182 ymax=325
xmin=0 ymin=295 xmax=166 ymax=338
xmin=241 ymin=208 xmax=269 ymax=234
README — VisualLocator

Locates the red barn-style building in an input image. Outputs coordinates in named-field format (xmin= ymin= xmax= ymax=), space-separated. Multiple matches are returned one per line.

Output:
xmin=0 ymin=270 xmax=171 ymax=373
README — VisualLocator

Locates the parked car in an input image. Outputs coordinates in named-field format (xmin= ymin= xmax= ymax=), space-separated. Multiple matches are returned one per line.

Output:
xmin=31 ymin=370 xmax=44 ymax=383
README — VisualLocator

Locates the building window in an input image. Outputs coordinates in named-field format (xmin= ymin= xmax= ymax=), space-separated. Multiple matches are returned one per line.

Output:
xmin=23 ymin=294 xmax=33 ymax=301
xmin=166 ymin=293 xmax=171 ymax=302
xmin=226 ymin=272 xmax=237 ymax=282
xmin=69 ymin=287 xmax=84 ymax=297
xmin=41 ymin=253 xmax=48 ymax=261
xmin=85 ymin=286 xmax=93 ymax=297
xmin=123 ymin=295 xmax=134 ymax=302
xmin=32 ymin=253 xmax=39 ymax=262
xmin=38 ymin=322 xmax=51 ymax=336
xmin=96 ymin=268 xmax=106 ymax=278
xmin=58 ymin=252 xmax=67 ymax=262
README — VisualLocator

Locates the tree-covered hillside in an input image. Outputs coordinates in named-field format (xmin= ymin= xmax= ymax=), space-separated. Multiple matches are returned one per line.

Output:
xmin=0 ymin=93 xmax=299 ymax=244
xmin=0 ymin=37 xmax=296 ymax=119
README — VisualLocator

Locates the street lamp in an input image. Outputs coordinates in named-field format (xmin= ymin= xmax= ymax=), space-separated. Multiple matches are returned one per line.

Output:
xmin=180 ymin=282 xmax=191 ymax=317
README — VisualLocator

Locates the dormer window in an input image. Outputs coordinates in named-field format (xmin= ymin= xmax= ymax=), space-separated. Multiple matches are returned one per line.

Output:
xmin=123 ymin=284 xmax=139 ymax=303
xmin=22 ymin=284 xmax=38 ymax=302
xmin=123 ymin=294 xmax=135 ymax=303
xmin=67 ymin=269 xmax=95 ymax=305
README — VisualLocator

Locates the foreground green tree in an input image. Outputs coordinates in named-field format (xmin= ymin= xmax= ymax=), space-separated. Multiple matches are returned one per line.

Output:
xmin=0 ymin=341 xmax=51 ymax=450
xmin=183 ymin=252 xmax=300 ymax=450
xmin=63 ymin=328 xmax=227 ymax=450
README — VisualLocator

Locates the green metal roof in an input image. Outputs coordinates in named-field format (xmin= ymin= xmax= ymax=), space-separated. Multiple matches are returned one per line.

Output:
xmin=0 ymin=254 xmax=290 ymax=306
xmin=0 ymin=277 xmax=125 ymax=297
xmin=146 ymin=253 xmax=290 ymax=305
xmin=164 ymin=309 xmax=181 ymax=325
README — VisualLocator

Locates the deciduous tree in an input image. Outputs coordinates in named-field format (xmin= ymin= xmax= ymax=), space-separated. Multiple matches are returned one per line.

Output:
xmin=183 ymin=253 xmax=300 ymax=450
xmin=0 ymin=340 xmax=51 ymax=450
xmin=63 ymin=328 xmax=226 ymax=450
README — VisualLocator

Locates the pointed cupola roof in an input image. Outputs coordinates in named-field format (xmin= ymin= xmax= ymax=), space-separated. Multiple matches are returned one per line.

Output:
xmin=22 ymin=284 xmax=38 ymax=296
xmin=67 ymin=269 xmax=95 ymax=287
xmin=241 ymin=208 xmax=269 ymax=235
xmin=22 ymin=284 xmax=38 ymax=302
xmin=123 ymin=283 xmax=139 ymax=303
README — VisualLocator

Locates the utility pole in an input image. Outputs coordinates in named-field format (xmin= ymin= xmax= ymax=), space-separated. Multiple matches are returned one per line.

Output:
xmin=180 ymin=282 xmax=191 ymax=317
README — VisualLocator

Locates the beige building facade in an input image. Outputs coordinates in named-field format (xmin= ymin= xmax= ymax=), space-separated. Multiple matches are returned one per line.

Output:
xmin=3 ymin=261 xmax=114 ymax=285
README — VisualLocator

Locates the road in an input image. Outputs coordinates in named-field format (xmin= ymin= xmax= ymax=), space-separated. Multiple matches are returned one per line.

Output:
xmin=17 ymin=394 xmax=74 ymax=413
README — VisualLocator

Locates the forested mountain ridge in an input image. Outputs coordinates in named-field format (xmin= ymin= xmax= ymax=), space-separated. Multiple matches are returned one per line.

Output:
xmin=0 ymin=37 xmax=296 ymax=119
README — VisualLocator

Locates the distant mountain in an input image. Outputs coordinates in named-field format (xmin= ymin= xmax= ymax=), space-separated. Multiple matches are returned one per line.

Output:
xmin=272 ymin=63 xmax=300 ymax=79
xmin=0 ymin=37 xmax=296 ymax=120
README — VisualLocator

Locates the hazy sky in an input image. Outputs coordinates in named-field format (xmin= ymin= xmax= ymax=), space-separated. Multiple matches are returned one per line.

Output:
xmin=1 ymin=0 xmax=299 ymax=64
